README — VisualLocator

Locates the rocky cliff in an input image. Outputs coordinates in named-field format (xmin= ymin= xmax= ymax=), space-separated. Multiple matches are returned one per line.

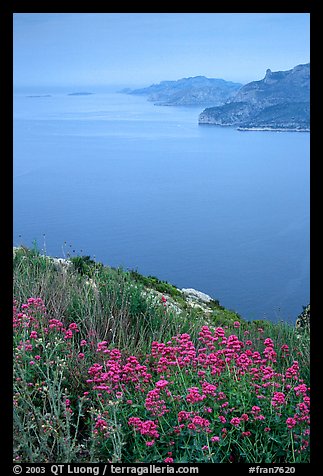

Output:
xmin=198 ymin=63 xmax=310 ymax=131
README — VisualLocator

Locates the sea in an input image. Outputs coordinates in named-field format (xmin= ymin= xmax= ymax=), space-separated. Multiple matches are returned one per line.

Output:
xmin=13 ymin=86 xmax=310 ymax=323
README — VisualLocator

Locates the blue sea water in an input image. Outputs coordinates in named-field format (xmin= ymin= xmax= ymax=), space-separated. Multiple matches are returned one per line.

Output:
xmin=13 ymin=87 xmax=310 ymax=322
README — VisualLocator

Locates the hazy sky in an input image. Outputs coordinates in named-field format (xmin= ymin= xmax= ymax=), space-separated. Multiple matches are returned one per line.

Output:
xmin=13 ymin=13 xmax=310 ymax=88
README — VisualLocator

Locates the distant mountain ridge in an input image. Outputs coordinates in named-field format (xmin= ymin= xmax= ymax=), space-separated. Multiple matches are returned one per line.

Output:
xmin=122 ymin=76 xmax=243 ymax=106
xmin=198 ymin=63 xmax=310 ymax=131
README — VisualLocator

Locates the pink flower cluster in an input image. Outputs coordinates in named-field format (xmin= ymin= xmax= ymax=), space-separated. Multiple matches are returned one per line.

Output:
xmin=128 ymin=417 xmax=160 ymax=444
xmin=285 ymin=361 xmax=300 ymax=379
xmin=13 ymin=298 xmax=85 ymax=378
xmin=13 ymin=297 xmax=46 ymax=329
xmin=186 ymin=386 xmax=206 ymax=404
xmin=145 ymin=380 xmax=170 ymax=417
xmin=150 ymin=333 xmax=197 ymax=372
xmin=263 ymin=338 xmax=277 ymax=362
xmin=87 ymin=346 xmax=152 ymax=394
xmin=13 ymin=297 xmax=310 ymax=462
xmin=86 ymin=325 xmax=310 ymax=457
xmin=177 ymin=410 xmax=211 ymax=433
xmin=271 ymin=392 xmax=286 ymax=407
xmin=93 ymin=416 xmax=109 ymax=435
xmin=13 ymin=298 xmax=80 ymax=342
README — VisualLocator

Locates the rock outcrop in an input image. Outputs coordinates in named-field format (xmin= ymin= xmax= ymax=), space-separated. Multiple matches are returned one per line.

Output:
xmin=295 ymin=304 xmax=310 ymax=330
xmin=199 ymin=63 xmax=310 ymax=131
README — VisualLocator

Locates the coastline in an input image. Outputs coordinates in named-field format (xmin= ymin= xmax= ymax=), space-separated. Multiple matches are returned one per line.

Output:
xmin=237 ymin=126 xmax=310 ymax=132
xmin=198 ymin=122 xmax=310 ymax=132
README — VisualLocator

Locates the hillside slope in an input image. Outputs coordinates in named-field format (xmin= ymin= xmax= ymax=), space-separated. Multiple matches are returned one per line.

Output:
xmin=122 ymin=76 xmax=243 ymax=107
xmin=199 ymin=63 xmax=310 ymax=131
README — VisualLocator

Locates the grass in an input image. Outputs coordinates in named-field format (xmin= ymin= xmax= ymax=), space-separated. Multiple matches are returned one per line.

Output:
xmin=13 ymin=246 xmax=310 ymax=463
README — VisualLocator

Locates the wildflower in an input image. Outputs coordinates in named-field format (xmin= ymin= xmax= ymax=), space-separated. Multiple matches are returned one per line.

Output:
xmin=271 ymin=392 xmax=286 ymax=407
xmin=29 ymin=360 xmax=35 ymax=365
xmin=87 ymin=363 xmax=103 ymax=376
xmin=155 ymin=379 xmax=169 ymax=389
xmin=294 ymin=384 xmax=308 ymax=395
xmin=241 ymin=431 xmax=251 ymax=438
xmin=286 ymin=417 xmax=297 ymax=429
xmin=186 ymin=386 xmax=206 ymax=403
xmin=68 ymin=322 xmax=79 ymax=331
xmin=252 ymin=351 xmax=262 ymax=364
xmin=146 ymin=440 xmax=155 ymax=447
xmin=178 ymin=411 xmax=193 ymax=422
xmin=297 ymin=402 xmax=310 ymax=415
xmin=191 ymin=415 xmax=210 ymax=429
xmin=128 ymin=417 xmax=160 ymax=439
xmin=233 ymin=321 xmax=241 ymax=328
xmin=78 ymin=353 xmax=85 ymax=359
xmin=35 ymin=355 xmax=41 ymax=360
xmin=264 ymin=427 xmax=271 ymax=432
xmin=255 ymin=415 xmax=265 ymax=421
xmin=202 ymin=381 xmax=217 ymax=396
xmin=187 ymin=423 xmax=196 ymax=430
xmin=261 ymin=366 xmax=275 ymax=380
xmin=226 ymin=334 xmax=243 ymax=352
xmin=49 ymin=318 xmax=64 ymax=330
xmin=211 ymin=436 xmax=220 ymax=443
xmin=285 ymin=361 xmax=300 ymax=379
xmin=236 ymin=353 xmax=252 ymax=370
xmin=30 ymin=331 xmax=38 ymax=339
xmin=230 ymin=417 xmax=240 ymax=427
xmin=240 ymin=413 xmax=249 ymax=421
xmin=217 ymin=392 xmax=227 ymax=401
xmin=263 ymin=346 xmax=277 ymax=362
xmin=215 ymin=327 xmax=225 ymax=338
xmin=164 ymin=457 xmax=174 ymax=463
xmin=97 ymin=341 xmax=108 ymax=352
xmin=264 ymin=337 xmax=274 ymax=347
xmin=80 ymin=339 xmax=87 ymax=346
xmin=23 ymin=342 xmax=33 ymax=351
xmin=303 ymin=396 xmax=310 ymax=406
xmin=64 ymin=330 xmax=73 ymax=339
xmin=95 ymin=417 xmax=108 ymax=431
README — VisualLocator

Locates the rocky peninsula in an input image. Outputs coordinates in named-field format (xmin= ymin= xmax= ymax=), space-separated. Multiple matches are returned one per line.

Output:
xmin=198 ymin=63 xmax=310 ymax=131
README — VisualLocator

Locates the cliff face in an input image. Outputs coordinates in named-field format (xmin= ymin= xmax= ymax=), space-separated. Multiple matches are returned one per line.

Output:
xmin=198 ymin=63 xmax=310 ymax=130
xmin=122 ymin=76 xmax=243 ymax=107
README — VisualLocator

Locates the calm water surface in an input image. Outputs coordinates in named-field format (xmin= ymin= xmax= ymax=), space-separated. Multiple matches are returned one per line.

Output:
xmin=13 ymin=88 xmax=310 ymax=322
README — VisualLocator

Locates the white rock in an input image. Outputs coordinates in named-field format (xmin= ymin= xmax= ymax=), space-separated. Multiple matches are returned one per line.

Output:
xmin=181 ymin=288 xmax=213 ymax=303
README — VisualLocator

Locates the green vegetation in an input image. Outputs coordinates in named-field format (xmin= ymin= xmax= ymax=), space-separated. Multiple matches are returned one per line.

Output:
xmin=13 ymin=247 xmax=310 ymax=463
xmin=129 ymin=269 xmax=183 ymax=300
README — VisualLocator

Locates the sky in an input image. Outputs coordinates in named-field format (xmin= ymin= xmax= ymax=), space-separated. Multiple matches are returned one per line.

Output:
xmin=13 ymin=13 xmax=310 ymax=89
